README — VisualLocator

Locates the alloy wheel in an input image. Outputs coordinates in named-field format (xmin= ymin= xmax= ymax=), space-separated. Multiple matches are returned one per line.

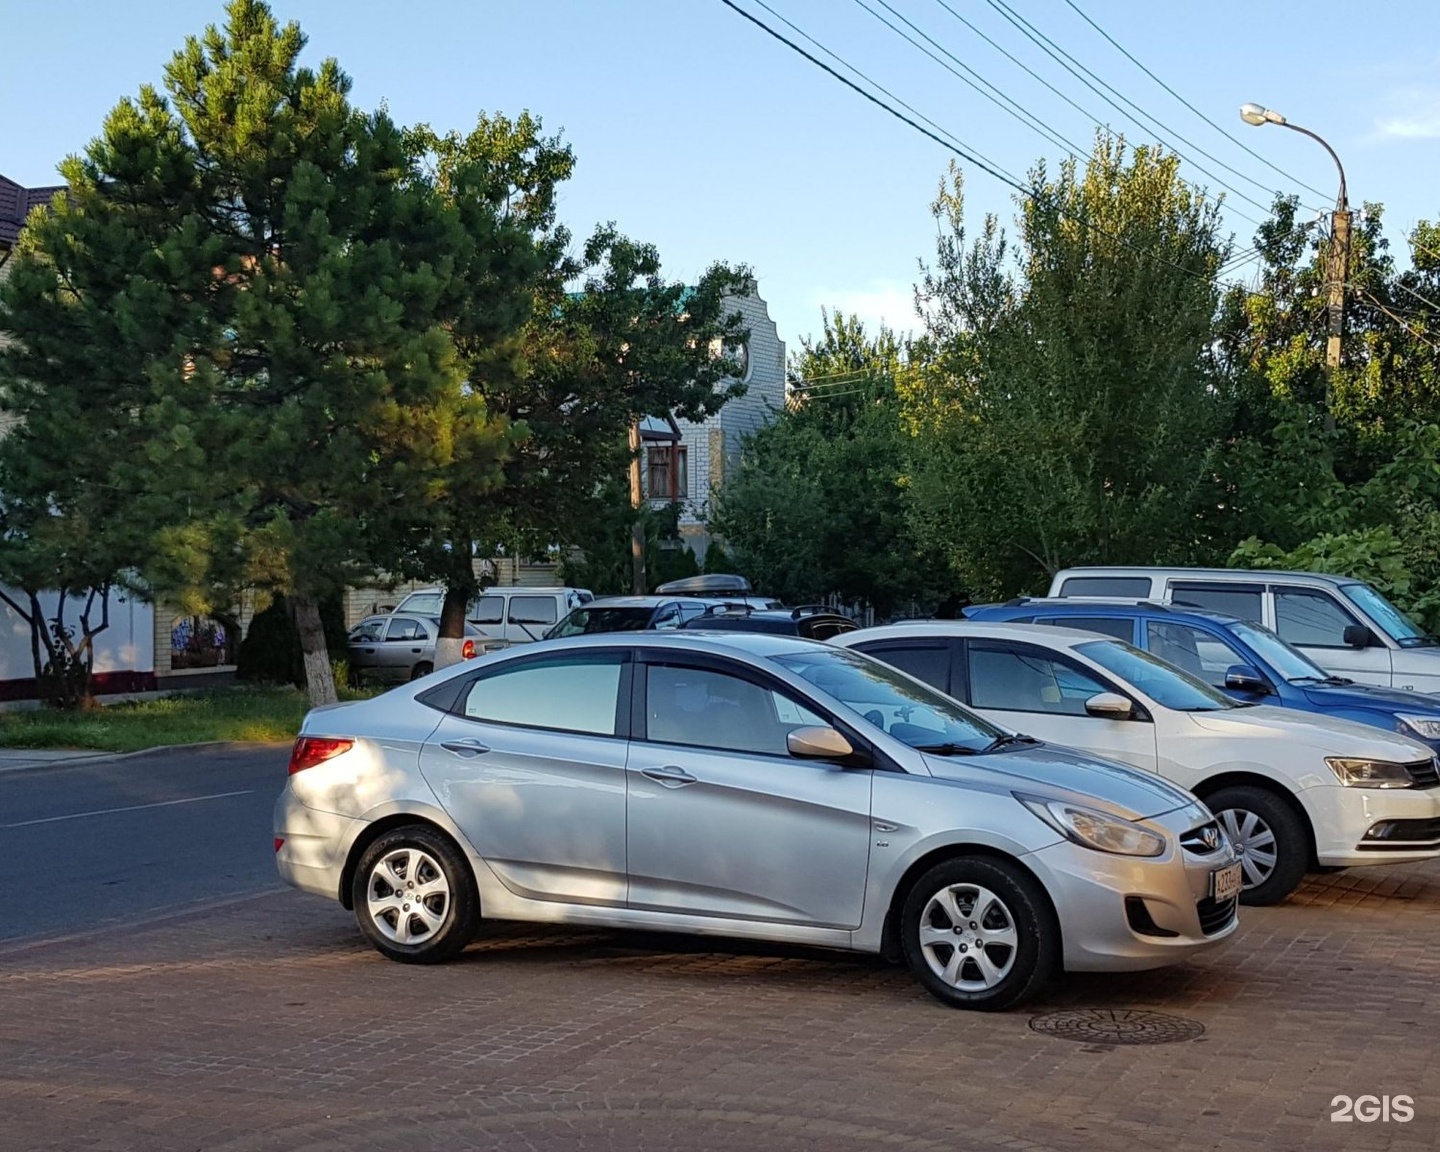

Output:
xmin=366 ymin=847 xmax=451 ymax=945
xmin=918 ymin=882 xmax=1019 ymax=991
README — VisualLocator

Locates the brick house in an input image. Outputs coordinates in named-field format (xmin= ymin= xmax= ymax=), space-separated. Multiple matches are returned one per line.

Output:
xmin=641 ymin=283 xmax=785 ymax=559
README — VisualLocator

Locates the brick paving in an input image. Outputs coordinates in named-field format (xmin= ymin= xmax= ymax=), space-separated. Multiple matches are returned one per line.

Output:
xmin=3 ymin=863 xmax=1439 ymax=1151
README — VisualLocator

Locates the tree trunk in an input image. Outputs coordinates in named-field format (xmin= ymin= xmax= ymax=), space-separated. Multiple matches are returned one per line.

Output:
xmin=434 ymin=583 xmax=471 ymax=670
xmin=292 ymin=595 xmax=339 ymax=708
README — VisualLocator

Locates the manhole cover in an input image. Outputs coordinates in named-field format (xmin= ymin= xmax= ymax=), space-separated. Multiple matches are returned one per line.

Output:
xmin=1028 ymin=1008 xmax=1204 ymax=1046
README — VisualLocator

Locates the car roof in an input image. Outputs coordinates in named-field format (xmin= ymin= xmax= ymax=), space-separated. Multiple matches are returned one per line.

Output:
xmin=485 ymin=629 xmax=833 ymax=661
xmin=972 ymin=600 xmax=1248 ymax=627
xmin=572 ymin=596 xmax=679 ymax=609
xmin=841 ymin=620 xmax=1112 ymax=648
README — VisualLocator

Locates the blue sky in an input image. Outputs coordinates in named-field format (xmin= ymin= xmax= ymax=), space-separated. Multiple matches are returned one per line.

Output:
xmin=3 ymin=1 xmax=1437 ymax=353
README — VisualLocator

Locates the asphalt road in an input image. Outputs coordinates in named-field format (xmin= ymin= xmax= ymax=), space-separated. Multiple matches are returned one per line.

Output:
xmin=1 ymin=743 xmax=289 ymax=944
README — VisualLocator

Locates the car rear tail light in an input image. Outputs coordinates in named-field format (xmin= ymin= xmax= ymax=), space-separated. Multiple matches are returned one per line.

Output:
xmin=288 ymin=736 xmax=354 ymax=775
xmin=462 ymin=639 xmax=476 ymax=660
xmin=274 ymin=837 xmax=285 ymax=853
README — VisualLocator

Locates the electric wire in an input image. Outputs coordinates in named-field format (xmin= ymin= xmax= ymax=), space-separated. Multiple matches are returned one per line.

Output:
xmin=1060 ymin=0 xmax=1330 ymax=202
xmin=1354 ymin=288 xmax=1440 ymax=351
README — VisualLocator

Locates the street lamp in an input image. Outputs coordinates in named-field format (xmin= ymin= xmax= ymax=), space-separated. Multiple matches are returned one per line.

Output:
xmin=1240 ymin=103 xmax=1349 ymax=427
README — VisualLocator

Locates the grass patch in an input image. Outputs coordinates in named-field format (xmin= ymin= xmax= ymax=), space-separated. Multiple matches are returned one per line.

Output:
xmin=0 ymin=683 xmax=377 ymax=753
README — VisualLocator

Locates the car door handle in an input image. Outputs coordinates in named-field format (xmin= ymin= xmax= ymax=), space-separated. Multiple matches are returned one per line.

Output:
xmin=411 ymin=647 xmax=423 ymax=654
xmin=440 ymin=739 xmax=490 ymax=758
xmin=641 ymin=765 xmax=697 ymax=787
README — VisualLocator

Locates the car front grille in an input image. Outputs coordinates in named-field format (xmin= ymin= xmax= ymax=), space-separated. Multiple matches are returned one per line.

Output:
xmin=1196 ymin=895 xmax=1238 ymax=936
xmin=1179 ymin=820 xmax=1226 ymax=855
xmin=1406 ymin=758 xmax=1440 ymax=789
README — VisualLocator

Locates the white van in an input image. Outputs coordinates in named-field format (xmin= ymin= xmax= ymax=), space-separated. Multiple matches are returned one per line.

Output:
xmin=392 ymin=586 xmax=592 ymax=647
xmin=1048 ymin=567 xmax=1440 ymax=692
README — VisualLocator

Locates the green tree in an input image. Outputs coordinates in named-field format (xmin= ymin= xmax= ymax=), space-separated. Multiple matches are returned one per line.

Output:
xmin=904 ymin=141 xmax=1231 ymax=597
xmin=713 ymin=312 xmax=946 ymax=615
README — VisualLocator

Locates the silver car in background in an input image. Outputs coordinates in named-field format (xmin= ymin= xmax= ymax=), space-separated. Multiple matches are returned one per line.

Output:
xmin=275 ymin=633 xmax=1239 ymax=1010
xmin=346 ymin=613 xmax=490 ymax=684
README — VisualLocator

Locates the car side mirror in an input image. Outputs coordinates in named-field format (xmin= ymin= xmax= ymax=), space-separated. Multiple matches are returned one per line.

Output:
xmin=1342 ymin=624 xmax=1376 ymax=649
xmin=786 ymin=725 xmax=854 ymax=760
xmin=1224 ymin=664 xmax=1270 ymax=694
xmin=1084 ymin=692 xmax=1133 ymax=719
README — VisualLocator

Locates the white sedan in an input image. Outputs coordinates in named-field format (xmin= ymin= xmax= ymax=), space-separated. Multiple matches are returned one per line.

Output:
xmin=837 ymin=622 xmax=1440 ymax=904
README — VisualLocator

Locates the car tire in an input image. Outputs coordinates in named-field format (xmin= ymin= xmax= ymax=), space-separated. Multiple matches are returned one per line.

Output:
xmin=900 ymin=856 xmax=1058 ymax=1011
xmin=351 ymin=825 xmax=478 ymax=963
xmin=1206 ymin=785 xmax=1309 ymax=906
xmin=410 ymin=661 xmax=434 ymax=681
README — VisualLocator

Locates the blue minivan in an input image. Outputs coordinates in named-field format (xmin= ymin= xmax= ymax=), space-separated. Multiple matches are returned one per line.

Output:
xmin=965 ymin=599 xmax=1440 ymax=751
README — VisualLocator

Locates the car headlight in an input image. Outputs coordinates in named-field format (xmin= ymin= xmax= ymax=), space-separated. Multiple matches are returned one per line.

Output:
xmin=1324 ymin=757 xmax=1414 ymax=789
xmin=1396 ymin=714 xmax=1440 ymax=741
xmin=1017 ymin=795 xmax=1166 ymax=857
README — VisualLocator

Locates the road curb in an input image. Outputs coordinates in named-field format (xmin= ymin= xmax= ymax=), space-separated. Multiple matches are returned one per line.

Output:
xmin=0 ymin=740 xmax=292 ymax=775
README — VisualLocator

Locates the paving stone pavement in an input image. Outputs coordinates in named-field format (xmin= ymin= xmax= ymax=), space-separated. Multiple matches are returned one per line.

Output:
xmin=3 ymin=861 xmax=1439 ymax=1152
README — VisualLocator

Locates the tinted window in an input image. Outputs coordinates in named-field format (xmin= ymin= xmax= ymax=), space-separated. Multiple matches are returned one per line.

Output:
xmin=1169 ymin=582 xmax=1263 ymax=622
xmin=350 ymin=619 xmax=385 ymax=643
xmin=462 ymin=655 xmax=623 ymax=735
xmin=1146 ymin=620 xmax=1245 ymax=687
xmin=1058 ymin=576 xmax=1152 ymax=597
xmin=509 ymin=595 xmax=558 ymax=625
xmin=1076 ymin=641 xmax=1235 ymax=712
xmin=652 ymin=604 xmax=683 ymax=630
xmin=471 ymin=596 xmax=504 ymax=625
xmin=802 ymin=618 xmax=857 ymax=641
xmin=968 ymin=644 xmax=1109 ymax=715
xmin=855 ymin=642 xmax=950 ymax=694
xmin=385 ymin=617 xmax=425 ymax=642
xmin=1274 ymin=587 xmax=1358 ymax=647
xmin=549 ymin=606 xmax=656 ymax=637
xmin=1034 ymin=616 xmax=1136 ymax=643
xmin=646 ymin=664 xmax=823 ymax=756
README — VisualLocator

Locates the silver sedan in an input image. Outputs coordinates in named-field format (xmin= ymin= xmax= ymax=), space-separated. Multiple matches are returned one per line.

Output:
xmin=274 ymin=633 xmax=1239 ymax=1010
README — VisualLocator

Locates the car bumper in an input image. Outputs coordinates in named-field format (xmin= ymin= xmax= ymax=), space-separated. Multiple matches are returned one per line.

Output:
xmin=273 ymin=788 xmax=354 ymax=901
xmin=1301 ymin=783 xmax=1440 ymax=865
xmin=1030 ymin=828 xmax=1239 ymax=973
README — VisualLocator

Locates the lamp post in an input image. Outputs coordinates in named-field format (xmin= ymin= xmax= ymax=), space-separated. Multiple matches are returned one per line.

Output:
xmin=1240 ymin=103 xmax=1349 ymax=428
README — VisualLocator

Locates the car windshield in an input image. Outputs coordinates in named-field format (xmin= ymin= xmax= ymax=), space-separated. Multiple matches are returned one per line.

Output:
xmin=1343 ymin=583 xmax=1434 ymax=647
xmin=1227 ymin=620 xmax=1331 ymax=682
xmin=773 ymin=647 xmax=1004 ymax=752
xmin=1076 ymin=640 xmax=1237 ymax=712
xmin=546 ymin=606 xmax=655 ymax=639
xmin=397 ymin=593 xmax=443 ymax=616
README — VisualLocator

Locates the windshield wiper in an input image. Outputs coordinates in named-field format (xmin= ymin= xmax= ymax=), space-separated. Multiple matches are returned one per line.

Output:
xmin=982 ymin=733 xmax=1041 ymax=752
xmin=912 ymin=741 xmax=985 ymax=756
xmin=1291 ymin=675 xmax=1356 ymax=687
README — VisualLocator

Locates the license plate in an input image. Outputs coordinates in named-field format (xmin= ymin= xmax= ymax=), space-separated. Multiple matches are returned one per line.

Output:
xmin=1210 ymin=862 xmax=1243 ymax=902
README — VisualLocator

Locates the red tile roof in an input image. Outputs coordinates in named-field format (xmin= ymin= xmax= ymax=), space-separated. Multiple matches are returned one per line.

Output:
xmin=0 ymin=174 xmax=64 ymax=249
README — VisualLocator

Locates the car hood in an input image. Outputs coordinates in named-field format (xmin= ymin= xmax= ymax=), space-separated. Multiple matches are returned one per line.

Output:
xmin=921 ymin=743 xmax=1198 ymax=820
xmin=1297 ymin=680 xmax=1440 ymax=716
xmin=1188 ymin=704 xmax=1431 ymax=759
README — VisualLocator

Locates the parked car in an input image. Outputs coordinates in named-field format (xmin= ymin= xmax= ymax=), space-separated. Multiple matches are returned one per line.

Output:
xmin=1047 ymin=566 xmax=1440 ymax=692
xmin=392 ymin=586 xmax=593 ymax=648
xmin=545 ymin=595 xmax=726 ymax=637
xmin=836 ymin=622 xmax=1440 ymax=905
xmin=683 ymin=603 xmax=859 ymax=641
xmin=275 ymin=632 xmax=1238 ymax=1011
xmin=347 ymin=614 xmax=487 ymax=684
xmin=966 ymin=599 xmax=1440 ymax=753
xmin=654 ymin=573 xmax=785 ymax=611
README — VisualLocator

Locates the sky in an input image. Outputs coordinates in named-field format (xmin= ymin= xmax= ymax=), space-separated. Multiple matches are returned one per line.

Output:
xmin=3 ymin=0 xmax=1438 ymax=355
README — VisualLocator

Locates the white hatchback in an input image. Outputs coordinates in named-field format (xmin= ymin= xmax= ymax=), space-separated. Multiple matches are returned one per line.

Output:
xmin=837 ymin=622 xmax=1440 ymax=904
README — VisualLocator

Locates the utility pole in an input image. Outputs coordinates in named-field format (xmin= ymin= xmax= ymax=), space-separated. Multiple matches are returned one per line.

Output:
xmin=1239 ymin=104 xmax=1349 ymax=431
xmin=627 ymin=418 xmax=647 ymax=594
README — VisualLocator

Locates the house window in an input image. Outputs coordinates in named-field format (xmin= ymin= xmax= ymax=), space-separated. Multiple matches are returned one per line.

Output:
xmin=647 ymin=447 xmax=687 ymax=500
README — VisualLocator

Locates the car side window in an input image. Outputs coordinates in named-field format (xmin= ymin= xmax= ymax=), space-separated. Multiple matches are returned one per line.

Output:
xmin=471 ymin=596 xmax=504 ymax=625
xmin=1057 ymin=576 xmax=1152 ymax=597
xmin=677 ymin=601 xmax=708 ymax=622
xmin=1146 ymin=621 xmax=1244 ymax=687
xmin=803 ymin=618 xmax=857 ymax=641
xmin=967 ymin=643 xmax=1109 ymax=715
xmin=1168 ymin=581 xmax=1264 ymax=622
xmin=385 ymin=617 xmax=424 ymax=642
xmin=645 ymin=664 xmax=824 ymax=757
xmin=461 ymin=655 xmax=624 ymax=736
xmin=653 ymin=604 xmax=682 ymax=630
xmin=1274 ymin=587 xmax=1359 ymax=648
xmin=853 ymin=642 xmax=951 ymax=695
xmin=509 ymin=595 xmax=558 ymax=625
xmin=1033 ymin=616 xmax=1136 ymax=643
xmin=351 ymin=619 xmax=385 ymax=643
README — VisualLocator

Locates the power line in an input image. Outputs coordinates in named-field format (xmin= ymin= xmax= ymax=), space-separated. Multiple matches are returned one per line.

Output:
xmin=1354 ymin=288 xmax=1440 ymax=351
xmin=1392 ymin=279 xmax=1440 ymax=315
xmin=719 ymin=0 xmax=1222 ymax=289
xmin=979 ymin=0 xmax=1293 ymax=216
xmin=1060 ymin=0 xmax=1330 ymax=202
